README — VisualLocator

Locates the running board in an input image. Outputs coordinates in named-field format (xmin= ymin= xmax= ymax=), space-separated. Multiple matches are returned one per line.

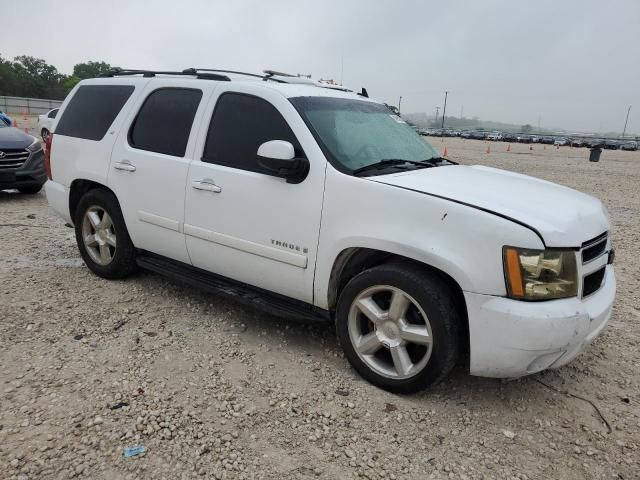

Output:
xmin=136 ymin=252 xmax=330 ymax=323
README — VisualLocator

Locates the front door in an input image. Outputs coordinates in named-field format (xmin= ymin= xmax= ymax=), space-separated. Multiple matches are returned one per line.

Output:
xmin=184 ymin=87 xmax=326 ymax=303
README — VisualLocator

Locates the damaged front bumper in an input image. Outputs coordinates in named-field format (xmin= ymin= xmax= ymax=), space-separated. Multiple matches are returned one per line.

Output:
xmin=465 ymin=265 xmax=615 ymax=378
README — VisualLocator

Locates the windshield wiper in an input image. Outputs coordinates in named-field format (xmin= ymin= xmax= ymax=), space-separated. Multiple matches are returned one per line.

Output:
xmin=352 ymin=158 xmax=435 ymax=176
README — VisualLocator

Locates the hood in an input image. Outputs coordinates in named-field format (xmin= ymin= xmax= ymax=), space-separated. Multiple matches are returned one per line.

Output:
xmin=370 ymin=165 xmax=609 ymax=247
xmin=0 ymin=127 xmax=34 ymax=149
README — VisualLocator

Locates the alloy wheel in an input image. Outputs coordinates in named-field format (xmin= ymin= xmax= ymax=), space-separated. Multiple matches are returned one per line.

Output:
xmin=347 ymin=285 xmax=433 ymax=380
xmin=81 ymin=206 xmax=117 ymax=266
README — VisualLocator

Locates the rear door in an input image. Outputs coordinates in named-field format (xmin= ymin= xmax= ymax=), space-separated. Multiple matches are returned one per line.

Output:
xmin=108 ymin=80 xmax=215 ymax=263
xmin=184 ymin=86 xmax=327 ymax=303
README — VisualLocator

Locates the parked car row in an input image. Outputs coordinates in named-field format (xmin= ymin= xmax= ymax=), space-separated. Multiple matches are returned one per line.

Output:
xmin=416 ymin=127 xmax=638 ymax=150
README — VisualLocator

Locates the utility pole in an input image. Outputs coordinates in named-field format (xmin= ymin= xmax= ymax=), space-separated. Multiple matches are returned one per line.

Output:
xmin=622 ymin=105 xmax=632 ymax=138
xmin=434 ymin=106 xmax=440 ymax=124
xmin=398 ymin=96 xmax=402 ymax=115
xmin=441 ymin=91 xmax=448 ymax=129
xmin=460 ymin=105 xmax=464 ymax=119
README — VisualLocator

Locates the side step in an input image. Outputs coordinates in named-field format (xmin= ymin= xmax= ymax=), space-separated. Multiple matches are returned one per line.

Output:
xmin=136 ymin=252 xmax=331 ymax=323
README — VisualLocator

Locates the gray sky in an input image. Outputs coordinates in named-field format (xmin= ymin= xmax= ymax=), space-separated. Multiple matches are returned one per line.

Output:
xmin=3 ymin=0 xmax=639 ymax=133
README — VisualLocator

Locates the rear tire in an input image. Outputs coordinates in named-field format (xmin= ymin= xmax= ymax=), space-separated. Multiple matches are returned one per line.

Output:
xmin=18 ymin=184 xmax=43 ymax=194
xmin=336 ymin=262 xmax=461 ymax=393
xmin=74 ymin=188 xmax=137 ymax=279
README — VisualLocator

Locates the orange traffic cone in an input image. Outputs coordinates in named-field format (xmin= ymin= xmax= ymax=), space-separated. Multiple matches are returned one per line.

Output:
xmin=556 ymin=144 xmax=560 ymax=150
xmin=486 ymin=145 xmax=491 ymax=154
xmin=529 ymin=144 xmax=533 ymax=151
xmin=506 ymin=144 xmax=511 ymax=152
xmin=443 ymin=146 xmax=448 ymax=157
xmin=543 ymin=145 xmax=546 ymax=150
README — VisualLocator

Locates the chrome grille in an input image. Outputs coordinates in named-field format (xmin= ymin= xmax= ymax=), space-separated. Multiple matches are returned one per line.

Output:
xmin=580 ymin=231 xmax=608 ymax=298
xmin=0 ymin=149 xmax=29 ymax=169
xmin=581 ymin=232 xmax=607 ymax=264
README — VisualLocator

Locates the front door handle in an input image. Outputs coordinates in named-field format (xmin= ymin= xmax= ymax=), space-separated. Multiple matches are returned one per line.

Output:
xmin=113 ymin=161 xmax=136 ymax=172
xmin=192 ymin=180 xmax=222 ymax=193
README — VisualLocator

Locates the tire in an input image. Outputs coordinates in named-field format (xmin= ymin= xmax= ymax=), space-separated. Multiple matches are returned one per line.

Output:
xmin=41 ymin=128 xmax=49 ymax=141
xmin=18 ymin=184 xmax=43 ymax=194
xmin=74 ymin=188 xmax=137 ymax=279
xmin=336 ymin=262 xmax=461 ymax=394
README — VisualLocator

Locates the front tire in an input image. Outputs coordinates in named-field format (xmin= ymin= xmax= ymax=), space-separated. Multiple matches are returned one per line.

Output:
xmin=336 ymin=262 xmax=461 ymax=393
xmin=74 ymin=188 xmax=137 ymax=279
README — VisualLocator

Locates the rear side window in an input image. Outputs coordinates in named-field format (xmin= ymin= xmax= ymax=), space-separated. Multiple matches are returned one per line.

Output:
xmin=56 ymin=85 xmax=134 ymax=140
xmin=48 ymin=109 xmax=58 ymax=118
xmin=129 ymin=88 xmax=202 ymax=157
xmin=202 ymin=93 xmax=302 ymax=173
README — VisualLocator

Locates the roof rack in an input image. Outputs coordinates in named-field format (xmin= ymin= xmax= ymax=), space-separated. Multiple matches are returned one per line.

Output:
xmin=101 ymin=68 xmax=231 ymax=81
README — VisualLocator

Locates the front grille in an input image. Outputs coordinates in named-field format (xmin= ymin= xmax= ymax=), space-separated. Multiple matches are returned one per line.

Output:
xmin=581 ymin=232 xmax=608 ymax=263
xmin=583 ymin=267 xmax=606 ymax=297
xmin=0 ymin=149 xmax=29 ymax=169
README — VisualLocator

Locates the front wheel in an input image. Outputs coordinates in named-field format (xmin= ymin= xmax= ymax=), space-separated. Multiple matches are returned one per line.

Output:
xmin=74 ymin=188 xmax=137 ymax=279
xmin=336 ymin=262 xmax=461 ymax=393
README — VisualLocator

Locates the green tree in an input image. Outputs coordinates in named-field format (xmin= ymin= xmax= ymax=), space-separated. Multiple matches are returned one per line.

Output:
xmin=520 ymin=124 xmax=533 ymax=134
xmin=73 ymin=61 xmax=114 ymax=79
xmin=63 ymin=76 xmax=81 ymax=93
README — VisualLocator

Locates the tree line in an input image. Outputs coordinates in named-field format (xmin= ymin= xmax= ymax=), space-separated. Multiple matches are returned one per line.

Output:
xmin=0 ymin=54 xmax=116 ymax=100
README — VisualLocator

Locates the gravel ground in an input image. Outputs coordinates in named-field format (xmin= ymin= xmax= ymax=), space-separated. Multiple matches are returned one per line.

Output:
xmin=1 ymin=138 xmax=639 ymax=480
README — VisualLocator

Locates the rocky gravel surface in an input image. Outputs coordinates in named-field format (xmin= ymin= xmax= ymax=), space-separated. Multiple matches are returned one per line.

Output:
xmin=1 ymin=139 xmax=639 ymax=479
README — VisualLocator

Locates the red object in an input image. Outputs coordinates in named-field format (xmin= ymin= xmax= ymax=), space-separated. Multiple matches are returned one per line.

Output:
xmin=443 ymin=146 xmax=448 ymax=157
xmin=12 ymin=118 xmax=17 ymax=127
xmin=486 ymin=145 xmax=491 ymax=154
xmin=44 ymin=133 xmax=53 ymax=180
xmin=507 ymin=144 xmax=511 ymax=152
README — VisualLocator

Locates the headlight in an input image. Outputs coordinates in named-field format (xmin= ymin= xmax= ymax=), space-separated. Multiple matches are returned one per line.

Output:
xmin=27 ymin=137 xmax=42 ymax=153
xmin=503 ymin=247 xmax=578 ymax=300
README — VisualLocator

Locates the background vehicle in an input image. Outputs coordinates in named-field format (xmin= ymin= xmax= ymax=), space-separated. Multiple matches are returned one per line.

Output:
xmin=487 ymin=131 xmax=503 ymax=141
xmin=553 ymin=137 xmax=568 ymax=146
xmin=620 ymin=141 xmax=638 ymax=151
xmin=0 ymin=123 xmax=46 ymax=193
xmin=44 ymin=69 xmax=616 ymax=393
xmin=37 ymin=108 xmax=59 ymax=140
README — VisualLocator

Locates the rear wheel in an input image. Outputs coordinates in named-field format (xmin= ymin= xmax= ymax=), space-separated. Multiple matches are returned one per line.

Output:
xmin=336 ymin=262 xmax=461 ymax=393
xmin=74 ymin=188 xmax=137 ymax=279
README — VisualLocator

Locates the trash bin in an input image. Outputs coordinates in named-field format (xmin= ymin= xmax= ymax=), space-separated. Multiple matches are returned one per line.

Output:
xmin=589 ymin=146 xmax=602 ymax=162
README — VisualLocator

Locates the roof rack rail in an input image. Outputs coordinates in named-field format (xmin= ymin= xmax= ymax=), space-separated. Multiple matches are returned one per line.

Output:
xmin=101 ymin=68 xmax=230 ymax=81
xmin=185 ymin=68 xmax=289 ymax=83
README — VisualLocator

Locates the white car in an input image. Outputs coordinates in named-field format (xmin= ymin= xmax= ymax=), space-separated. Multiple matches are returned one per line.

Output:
xmin=44 ymin=69 xmax=616 ymax=393
xmin=37 ymin=108 xmax=59 ymax=140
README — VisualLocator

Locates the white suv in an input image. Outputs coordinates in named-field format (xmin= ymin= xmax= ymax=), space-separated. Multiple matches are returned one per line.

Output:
xmin=44 ymin=68 xmax=616 ymax=393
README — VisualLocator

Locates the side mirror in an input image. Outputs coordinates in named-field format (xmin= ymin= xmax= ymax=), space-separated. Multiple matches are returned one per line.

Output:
xmin=257 ymin=140 xmax=309 ymax=183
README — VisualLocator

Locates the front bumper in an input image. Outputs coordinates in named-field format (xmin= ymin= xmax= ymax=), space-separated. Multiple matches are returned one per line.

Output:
xmin=0 ymin=150 xmax=46 ymax=190
xmin=466 ymin=265 xmax=616 ymax=378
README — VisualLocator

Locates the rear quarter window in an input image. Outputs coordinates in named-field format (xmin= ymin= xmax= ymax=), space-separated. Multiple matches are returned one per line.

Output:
xmin=55 ymin=85 xmax=135 ymax=141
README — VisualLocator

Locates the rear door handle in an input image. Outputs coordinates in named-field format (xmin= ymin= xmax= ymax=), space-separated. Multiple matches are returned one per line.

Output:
xmin=113 ymin=161 xmax=136 ymax=172
xmin=192 ymin=180 xmax=222 ymax=193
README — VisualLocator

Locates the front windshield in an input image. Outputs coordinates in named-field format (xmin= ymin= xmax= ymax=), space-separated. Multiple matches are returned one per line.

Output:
xmin=290 ymin=96 xmax=439 ymax=172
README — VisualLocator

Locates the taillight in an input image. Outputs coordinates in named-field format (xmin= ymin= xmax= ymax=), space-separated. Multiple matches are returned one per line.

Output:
xmin=44 ymin=133 xmax=53 ymax=180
